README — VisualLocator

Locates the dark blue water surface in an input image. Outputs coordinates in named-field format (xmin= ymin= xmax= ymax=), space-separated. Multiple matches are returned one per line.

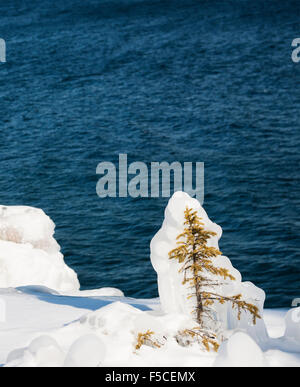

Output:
xmin=0 ymin=0 xmax=299 ymax=308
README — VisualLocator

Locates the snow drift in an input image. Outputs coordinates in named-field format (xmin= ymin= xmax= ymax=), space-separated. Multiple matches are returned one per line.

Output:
xmin=0 ymin=205 xmax=79 ymax=292
xmin=0 ymin=194 xmax=299 ymax=367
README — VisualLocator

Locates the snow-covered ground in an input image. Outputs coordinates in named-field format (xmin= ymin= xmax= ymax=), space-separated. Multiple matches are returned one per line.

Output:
xmin=0 ymin=195 xmax=299 ymax=367
xmin=0 ymin=287 xmax=299 ymax=367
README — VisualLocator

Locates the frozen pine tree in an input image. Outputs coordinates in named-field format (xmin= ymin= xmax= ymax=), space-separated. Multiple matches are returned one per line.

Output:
xmin=169 ymin=207 xmax=261 ymax=351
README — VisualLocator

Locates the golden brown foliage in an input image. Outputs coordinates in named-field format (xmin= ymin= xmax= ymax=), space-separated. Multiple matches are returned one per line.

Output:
xmin=135 ymin=330 xmax=162 ymax=351
xmin=176 ymin=328 xmax=220 ymax=352
xmin=169 ymin=207 xmax=261 ymax=350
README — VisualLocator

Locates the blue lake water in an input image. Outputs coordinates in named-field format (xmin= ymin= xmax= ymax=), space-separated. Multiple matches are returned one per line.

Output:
xmin=0 ymin=0 xmax=299 ymax=307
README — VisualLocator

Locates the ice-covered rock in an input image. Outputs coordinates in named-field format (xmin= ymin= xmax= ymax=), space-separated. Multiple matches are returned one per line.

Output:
xmin=6 ymin=335 xmax=65 ymax=367
xmin=64 ymin=335 xmax=106 ymax=367
xmin=213 ymin=331 xmax=267 ymax=367
xmin=0 ymin=206 xmax=59 ymax=253
xmin=0 ymin=205 xmax=79 ymax=292
xmin=150 ymin=192 xmax=266 ymax=337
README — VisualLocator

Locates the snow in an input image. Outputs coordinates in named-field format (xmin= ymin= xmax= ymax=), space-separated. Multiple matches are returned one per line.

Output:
xmin=213 ymin=331 xmax=267 ymax=367
xmin=0 ymin=195 xmax=299 ymax=367
xmin=0 ymin=206 xmax=79 ymax=292
xmin=284 ymin=307 xmax=300 ymax=341
xmin=1 ymin=289 xmax=299 ymax=367
xmin=150 ymin=192 xmax=267 ymax=343
xmin=64 ymin=335 xmax=106 ymax=367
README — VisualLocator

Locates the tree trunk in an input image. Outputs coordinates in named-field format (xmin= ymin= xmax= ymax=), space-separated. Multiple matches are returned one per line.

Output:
xmin=192 ymin=243 xmax=203 ymax=325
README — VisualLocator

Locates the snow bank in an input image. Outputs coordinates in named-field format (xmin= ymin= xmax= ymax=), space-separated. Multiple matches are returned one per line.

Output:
xmin=67 ymin=288 xmax=124 ymax=297
xmin=150 ymin=192 xmax=266 ymax=341
xmin=213 ymin=331 xmax=267 ymax=367
xmin=0 ymin=205 xmax=79 ymax=292
xmin=64 ymin=335 xmax=106 ymax=367
xmin=0 ymin=195 xmax=299 ymax=367
xmin=6 ymin=335 xmax=65 ymax=367
xmin=4 ymin=295 xmax=300 ymax=367
xmin=4 ymin=300 xmax=217 ymax=367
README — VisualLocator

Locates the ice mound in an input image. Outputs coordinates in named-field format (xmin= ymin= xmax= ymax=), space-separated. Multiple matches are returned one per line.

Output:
xmin=0 ymin=206 xmax=59 ymax=253
xmin=81 ymin=301 xmax=166 ymax=350
xmin=0 ymin=205 xmax=79 ymax=292
xmin=5 ymin=301 xmax=204 ymax=367
xmin=6 ymin=335 xmax=65 ymax=367
xmin=150 ymin=192 xmax=266 ymax=338
xmin=4 ymin=296 xmax=300 ymax=367
xmin=80 ymin=301 xmax=143 ymax=335
xmin=213 ymin=331 xmax=267 ymax=367
xmin=284 ymin=308 xmax=300 ymax=343
xmin=2 ymin=195 xmax=300 ymax=367
xmin=64 ymin=335 xmax=106 ymax=367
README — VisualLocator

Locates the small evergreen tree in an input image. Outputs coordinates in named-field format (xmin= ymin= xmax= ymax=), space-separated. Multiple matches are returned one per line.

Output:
xmin=169 ymin=207 xmax=261 ymax=351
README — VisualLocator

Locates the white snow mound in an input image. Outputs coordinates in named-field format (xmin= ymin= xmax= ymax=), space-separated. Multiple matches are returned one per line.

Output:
xmin=1 ymin=195 xmax=300 ymax=367
xmin=64 ymin=335 xmax=106 ymax=367
xmin=284 ymin=307 xmax=300 ymax=342
xmin=213 ymin=331 xmax=267 ymax=367
xmin=6 ymin=335 xmax=65 ymax=367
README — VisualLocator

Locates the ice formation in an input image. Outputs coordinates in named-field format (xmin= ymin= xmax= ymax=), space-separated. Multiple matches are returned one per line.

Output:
xmin=64 ymin=335 xmax=106 ymax=367
xmin=284 ymin=307 xmax=300 ymax=342
xmin=0 ymin=194 xmax=299 ymax=367
xmin=67 ymin=287 xmax=124 ymax=297
xmin=213 ymin=331 xmax=267 ymax=367
xmin=6 ymin=335 xmax=65 ymax=367
xmin=150 ymin=192 xmax=266 ymax=342
xmin=0 ymin=205 xmax=79 ymax=292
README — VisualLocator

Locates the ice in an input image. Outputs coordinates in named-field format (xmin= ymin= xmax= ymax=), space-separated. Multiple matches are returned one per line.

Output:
xmin=0 ymin=205 xmax=60 ymax=253
xmin=28 ymin=336 xmax=65 ymax=367
xmin=3 ymin=291 xmax=300 ymax=367
xmin=6 ymin=335 xmax=65 ymax=367
xmin=80 ymin=301 xmax=143 ymax=335
xmin=213 ymin=331 xmax=267 ymax=367
xmin=284 ymin=307 xmax=300 ymax=341
xmin=64 ymin=335 xmax=106 ymax=367
xmin=150 ymin=192 xmax=266 ymax=339
xmin=133 ymin=314 xmax=165 ymax=343
xmin=1 ymin=196 xmax=300 ymax=367
xmin=0 ymin=205 xmax=79 ymax=292
xmin=68 ymin=287 xmax=124 ymax=297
